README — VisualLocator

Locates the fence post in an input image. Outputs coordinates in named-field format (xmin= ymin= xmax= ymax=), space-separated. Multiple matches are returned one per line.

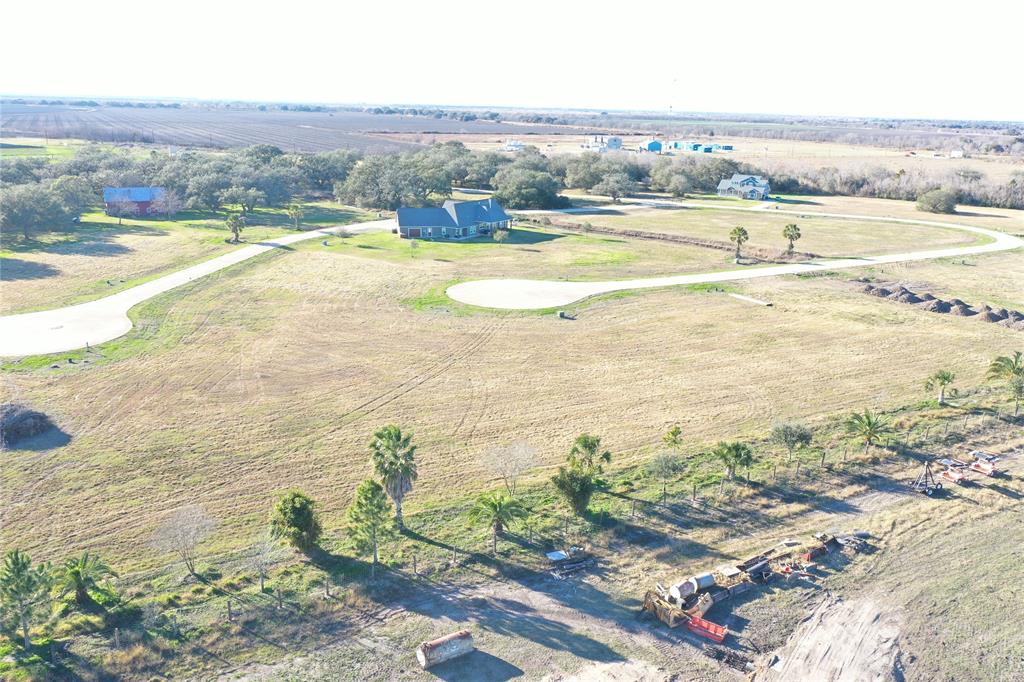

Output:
xmin=631 ymin=499 xmax=636 ymax=517
xmin=227 ymin=598 xmax=234 ymax=622
xmin=962 ymin=414 xmax=969 ymax=430
xmin=413 ymin=555 xmax=418 ymax=575
xmin=113 ymin=627 xmax=121 ymax=649
xmin=820 ymin=451 xmax=826 ymax=468
xmin=719 ymin=478 xmax=726 ymax=496
xmin=795 ymin=461 xmax=801 ymax=478
xmin=277 ymin=590 xmax=283 ymax=609
xmin=772 ymin=463 xmax=778 ymax=482
xmin=692 ymin=482 xmax=697 ymax=502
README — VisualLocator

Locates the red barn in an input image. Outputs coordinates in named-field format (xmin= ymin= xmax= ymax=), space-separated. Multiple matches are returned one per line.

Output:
xmin=103 ymin=187 xmax=166 ymax=216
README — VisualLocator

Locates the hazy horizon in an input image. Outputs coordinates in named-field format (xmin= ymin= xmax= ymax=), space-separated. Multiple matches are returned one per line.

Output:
xmin=3 ymin=0 xmax=1021 ymax=122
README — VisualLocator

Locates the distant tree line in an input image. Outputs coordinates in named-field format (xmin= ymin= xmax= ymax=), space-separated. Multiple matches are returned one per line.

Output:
xmin=4 ymin=138 xmax=1023 ymax=241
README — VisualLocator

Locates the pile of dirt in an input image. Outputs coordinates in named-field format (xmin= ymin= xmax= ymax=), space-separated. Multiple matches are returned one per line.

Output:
xmin=0 ymin=403 xmax=57 ymax=447
xmin=919 ymin=299 xmax=952 ymax=313
xmin=855 ymin=281 xmax=1024 ymax=332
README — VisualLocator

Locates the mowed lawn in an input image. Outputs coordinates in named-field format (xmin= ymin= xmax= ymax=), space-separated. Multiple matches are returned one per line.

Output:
xmin=3 ymin=229 xmax=1021 ymax=569
xmin=547 ymin=205 xmax=985 ymax=258
xmin=0 ymin=202 xmax=371 ymax=314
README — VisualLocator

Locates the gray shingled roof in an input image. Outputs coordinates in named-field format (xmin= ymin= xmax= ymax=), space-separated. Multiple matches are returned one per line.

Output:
xmin=103 ymin=187 xmax=165 ymax=202
xmin=397 ymin=198 xmax=509 ymax=228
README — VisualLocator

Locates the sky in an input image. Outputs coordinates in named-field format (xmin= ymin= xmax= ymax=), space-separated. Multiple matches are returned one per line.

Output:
xmin=2 ymin=0 xmax=1020 ymax=121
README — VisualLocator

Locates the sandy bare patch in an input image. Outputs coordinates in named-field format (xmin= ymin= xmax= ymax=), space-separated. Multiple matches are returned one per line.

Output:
xmin=761 ymin=595 xmax=901 ymax=682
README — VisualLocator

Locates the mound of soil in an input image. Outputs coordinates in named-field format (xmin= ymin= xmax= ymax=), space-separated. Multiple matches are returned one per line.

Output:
xmin=897 ymin=293 xmax=923 ymax=304
xmin=920 ymin=299 xmax=952 ymax=313
xmin=0 ymin=403 xmax=56 ymax=447
xmin=872 ymin=287 xmax=892 ymax=298
xmin=949 ymin=298 xmax=967 ymax=307
xmin=1000 ymin=319 xmax=1024 ymax=331
xmin=993 ymin=308 xmax=1010 ymax=320
xmin=1008 ymin=311 xmax=1024 ymax=322
xmin=978 ymin=311 xmax=1005 ymax=323
xmin=950 ymin=304 xmax=977 ymax=316
xmin=919 ymin=293 xmax=937 ymax=301
xmin=861 ymin=284 xmax=876 ymax=293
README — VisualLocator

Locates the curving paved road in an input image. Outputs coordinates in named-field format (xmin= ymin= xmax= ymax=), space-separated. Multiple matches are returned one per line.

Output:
xmin=0 ymin=220 xmax=394 ymax=357
xmin=446 ymin=206 xmax=1023 ymax=309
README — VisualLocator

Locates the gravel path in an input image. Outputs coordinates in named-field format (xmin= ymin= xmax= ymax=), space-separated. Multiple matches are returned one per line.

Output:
xmin=447 ymin=205 xmax=1023 ymax=309
xmin=0 ymin=220 xmax=394 ymax=357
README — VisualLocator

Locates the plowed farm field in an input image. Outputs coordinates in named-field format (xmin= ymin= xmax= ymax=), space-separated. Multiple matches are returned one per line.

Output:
xmin=0 ymin=103 xmax=593 ymax=153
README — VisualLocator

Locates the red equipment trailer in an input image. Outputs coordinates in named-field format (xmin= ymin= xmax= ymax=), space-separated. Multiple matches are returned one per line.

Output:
xmin=687 ymin=616 xmax=728 ymax=643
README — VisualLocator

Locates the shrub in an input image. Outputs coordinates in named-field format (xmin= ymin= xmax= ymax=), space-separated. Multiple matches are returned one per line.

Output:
xmin=269 ymin=490 xmax=322 ymax=551
xmin=551 ymin=466 xmax=597 ymax=515
xmin=916 ymin=188 xmax=958 ymax=214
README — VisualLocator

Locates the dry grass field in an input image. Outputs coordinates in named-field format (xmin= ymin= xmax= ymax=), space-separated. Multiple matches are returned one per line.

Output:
xmin=4 ymin=202 xmax=1022 ymax=573
xmin=380 ymin=132 xmax=1024 ymax=183
xmin=543 ymin=205 xmax=984 ymax=258
xmin=0 ymin=203 xmax=368 ymax=314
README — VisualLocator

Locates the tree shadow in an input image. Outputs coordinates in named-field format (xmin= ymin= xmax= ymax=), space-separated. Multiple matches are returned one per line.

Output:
xmin=426 ymin=649 xmax=524 ymax=681
xmin=773 ymin=197 xmax=822 ymax=206
xmin=0 ymin=258 xmax=61 ymax=281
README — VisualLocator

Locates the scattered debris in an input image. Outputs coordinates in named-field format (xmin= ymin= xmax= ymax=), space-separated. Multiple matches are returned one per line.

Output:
xmin=728 ymin=293 xmax=773 ymax=307
xmin=547 ymin=547 xmax=594 ymax=579
xmin=702 ymin=644 xmax=753 ymax=672
xmin=415 ymin=630 xmax=474 ymax=669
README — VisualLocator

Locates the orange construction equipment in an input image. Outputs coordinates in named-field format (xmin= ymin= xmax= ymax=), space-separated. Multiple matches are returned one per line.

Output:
xmin=687 ymin=615 xmax=728 ymax=643
xmin=941 ymin=467 xmax=965 ymax=485
xmin=970 ymin=459 xmax=996 ymax=476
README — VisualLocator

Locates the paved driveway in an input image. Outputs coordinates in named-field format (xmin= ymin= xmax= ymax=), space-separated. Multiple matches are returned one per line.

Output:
xmin=446 ymin=208 xmax=1023 ymax=309
xmin=0 ymin=220 xmax=394 ymax=357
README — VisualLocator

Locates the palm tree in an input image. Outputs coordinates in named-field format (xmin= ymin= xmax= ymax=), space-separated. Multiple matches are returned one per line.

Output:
xmin=1009 ymin=378 xmax=1024 ymax=417
xmin=729 ymin=226 xmax=749 ymax=262
xmin=60 ymin=552 xmax=118 ymax=606
xmin=370 ymin=425 xmax=418 ymax=531
xmin=782 ymin=223 xmax=801 ymax=255
xmin=987 ymin=352 xmax=1024 ymax=382
xmin=924 ymin=370 xmax=956 ymax=405
xmin=711 ymin=441 xmax=754 ymax=479
xmin=844 ymin=410 xmax=893 ymax=455
xmin=468 ymin=492 xmax=527 ymax=554
xmin=987 ymin=352 xmax=1024 ymax=417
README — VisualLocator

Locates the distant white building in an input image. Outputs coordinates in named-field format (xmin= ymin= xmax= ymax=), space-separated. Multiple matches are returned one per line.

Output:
xmin=716 ymin=174 xmax=771 ymax=200
xmin=949 ymin=149 xmax=965 ymax=159
xmin=582 ymin=135 xmax=623 ymax=152
xmin=501 ymin=139 xmax=525 ymax=152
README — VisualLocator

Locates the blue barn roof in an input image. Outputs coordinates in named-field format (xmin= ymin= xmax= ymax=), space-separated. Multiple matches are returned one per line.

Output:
xmin=397 ymin=198 xmax=509 ymax=228
xmin=103 ymin=187 xmax=165 ymax=202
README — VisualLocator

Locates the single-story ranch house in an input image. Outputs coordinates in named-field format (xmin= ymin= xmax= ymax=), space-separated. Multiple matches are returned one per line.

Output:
xmin=716 ymin=174 xmax=771 ymax=200
xmin=396 ymin=198 xmax=511 ymax=240
xmin=103 ymin=187 xmax=166 ymax=216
